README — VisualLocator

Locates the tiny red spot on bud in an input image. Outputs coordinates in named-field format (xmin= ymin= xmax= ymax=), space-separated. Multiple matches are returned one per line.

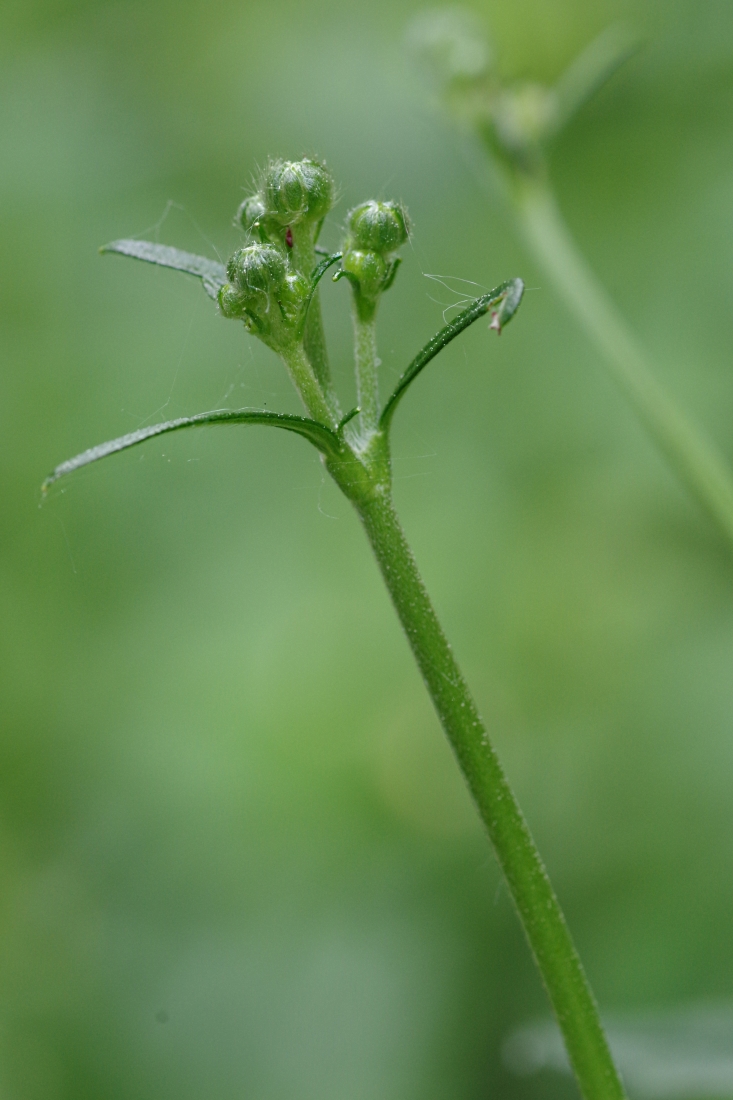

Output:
xmin=285 ymin=227 xmax=293 ymax=248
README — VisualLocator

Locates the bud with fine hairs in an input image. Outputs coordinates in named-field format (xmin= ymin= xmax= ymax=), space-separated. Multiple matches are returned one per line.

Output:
xmin=218 ymin=243 xmax=308 ymax=351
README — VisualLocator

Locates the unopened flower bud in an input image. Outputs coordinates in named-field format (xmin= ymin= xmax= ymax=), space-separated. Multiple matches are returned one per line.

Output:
xmin=347 ymin=201 xmax=409 ymax=256
xmin=218 ymin=282 xmax=246 ymax=320
xmin=219 ymin=243 xmax=308 ymax=348
xmin=339 ymin=198 xmax=409 ymax=315
xmin=341 ymin=249 xmax=388 ymax=301
xmin=227 ymin=243 xmax=287 ymax=295
xmin=236 ymin=193 xmax=268 ymax=239
xmin=263 ymin=158 xmax=334 ymax=227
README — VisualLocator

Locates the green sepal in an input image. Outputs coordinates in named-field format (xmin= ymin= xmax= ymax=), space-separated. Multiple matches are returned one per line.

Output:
xmin=100 ymin=240 xmax=227 ymax=300
xmin=340 ymin=249 xmax=387 ymax=301
xmin=332 ymin=268 xmax=358 ymax=288
xmin=380 ymin=278 xmax=524 ymax=432
xmin=43 ymin=409 xmax=342 ymax=491
xmin=382 ymin=257 xmax=402 ymax=293
xmin=310 ymin=252 xmax=343 ymax=287
xmin=337 ymin=406 xmax=360 ymax=433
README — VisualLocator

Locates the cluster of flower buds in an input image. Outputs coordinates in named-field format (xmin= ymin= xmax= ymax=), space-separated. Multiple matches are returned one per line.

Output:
xmin=235 ymin=158 xmax=334 ymax=268
xmin=340 ymin=200 xmax=410 ymax=318
xmin=218 ymin=243 xmax=309 ymax=350
xmin=218 ymin=158 xmax=336 ymax=352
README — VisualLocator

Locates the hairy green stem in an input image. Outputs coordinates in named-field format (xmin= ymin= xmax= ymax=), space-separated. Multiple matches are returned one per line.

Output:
xmin=513 ymin=174 xmax=733 ymax=546
xmin=292 ymin=235 xmax=335 ymax=400
xmin=352 ymin=309 xmax=380 ymax=435
xmin=304 ymin=295 xmax=334 ymax=399
xmin=281 ymin=343 xmax=339 ymax=429
xmin=355 ymin=483 xmax=626 ymax=1100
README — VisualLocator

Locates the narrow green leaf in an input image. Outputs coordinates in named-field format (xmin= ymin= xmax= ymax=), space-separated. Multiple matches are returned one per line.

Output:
xmin=297 ymin=253 xmax=342 ymax=338
xmin=100 ymin=240 xmax=228 ymax=300
xmin=380 ymin=278 xmax=524 ymax=432
xmin=43 ymin=409 xmax=341 ymax=491
xmin=337 ymin=406 xmax=360 ymax=433
xmin=311 ymin=252 xmax=342 ymax=287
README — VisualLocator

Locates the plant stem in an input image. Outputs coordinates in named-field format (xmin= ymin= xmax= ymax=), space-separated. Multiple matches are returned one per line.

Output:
xmin=512 ymin=173 xmax=733 ymax=547
xmin=355 ymin=483 xmax=627 ymax=1100
xmin=352 ymin=308 xmax=380 ymax=435
xmin=304 ymin=294 xmax=334 ymax=398
xmin=292 ymin=235 xmax=336 ymax=402
xmin=281 ymin=343 xmax=339 ymax=429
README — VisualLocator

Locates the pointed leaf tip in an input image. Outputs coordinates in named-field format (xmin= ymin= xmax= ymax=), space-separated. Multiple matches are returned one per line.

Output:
xmin=379 ymin=277 xmax=524 ymax=431
xmin=43 ymin=409 xmax=342 ymax=489
xmin=337 ymin=406 xmax=361 ymax=432
xmin=101 ymin=239 xmax=227 ymax=300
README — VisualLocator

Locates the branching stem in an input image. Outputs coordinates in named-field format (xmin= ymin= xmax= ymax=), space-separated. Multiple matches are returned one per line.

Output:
xmin=281 ymin=343 xmax=339 ymax=429
xmin=67 ymin=179 xmax=629 ymax=1100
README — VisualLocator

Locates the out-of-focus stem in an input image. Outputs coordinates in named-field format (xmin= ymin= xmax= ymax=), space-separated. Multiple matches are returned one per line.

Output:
xmin=513 ymin=173 xmax=733 ymax=547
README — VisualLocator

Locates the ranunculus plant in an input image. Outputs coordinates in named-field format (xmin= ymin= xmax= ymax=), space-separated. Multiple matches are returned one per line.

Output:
xmin=45 ymin=157 xmax=626 ymax=1100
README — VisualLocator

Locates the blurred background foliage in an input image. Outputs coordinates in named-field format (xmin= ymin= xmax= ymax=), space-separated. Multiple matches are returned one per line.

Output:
xmin=2 ymin=0 xmax=733 ymax=1097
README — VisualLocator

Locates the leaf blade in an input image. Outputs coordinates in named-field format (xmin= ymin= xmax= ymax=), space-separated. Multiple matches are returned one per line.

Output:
xmin=296 ymin=253 xmax=343 ymax=340
xmin=43 ymin=409 xmax=341 ymax=491
xmin=100 ymin=240 xmax=228 ymax=300
xmin=379 ymin=278 xmax=524 ymax=431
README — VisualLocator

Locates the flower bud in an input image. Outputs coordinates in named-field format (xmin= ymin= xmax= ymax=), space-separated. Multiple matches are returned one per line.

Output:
xmin=347 ymin=201 xmax=409 ymax=256
xmin=341 ymin=249 xmax=388 ymax=301
xmin=339 ymin=199 xmax=409 ymax=315
xmin=226 ymin=243 xmax=287 ymax=295
xmin=263 ymin=158 xmax=334 ymax=227
xmin=219 ymin=243 xmax=308 ymax=347
xmin=236 ymin=193 xmax=268 ymax=238
xmin=218 ymin=282 xmax=246 ymax=320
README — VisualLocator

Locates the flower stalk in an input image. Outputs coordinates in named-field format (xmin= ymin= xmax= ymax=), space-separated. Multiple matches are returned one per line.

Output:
xmin=281 ymin=341 xmax=339 ymax=430
xmin=338 ymin=199 xmax=409 ymax=439
xmin=352 ymin=311 xmax=379 ymax=434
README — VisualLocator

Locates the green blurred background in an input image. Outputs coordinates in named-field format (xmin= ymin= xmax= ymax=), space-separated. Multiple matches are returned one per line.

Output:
xmin=3 ymin=0 xmax=733 ymax=1096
